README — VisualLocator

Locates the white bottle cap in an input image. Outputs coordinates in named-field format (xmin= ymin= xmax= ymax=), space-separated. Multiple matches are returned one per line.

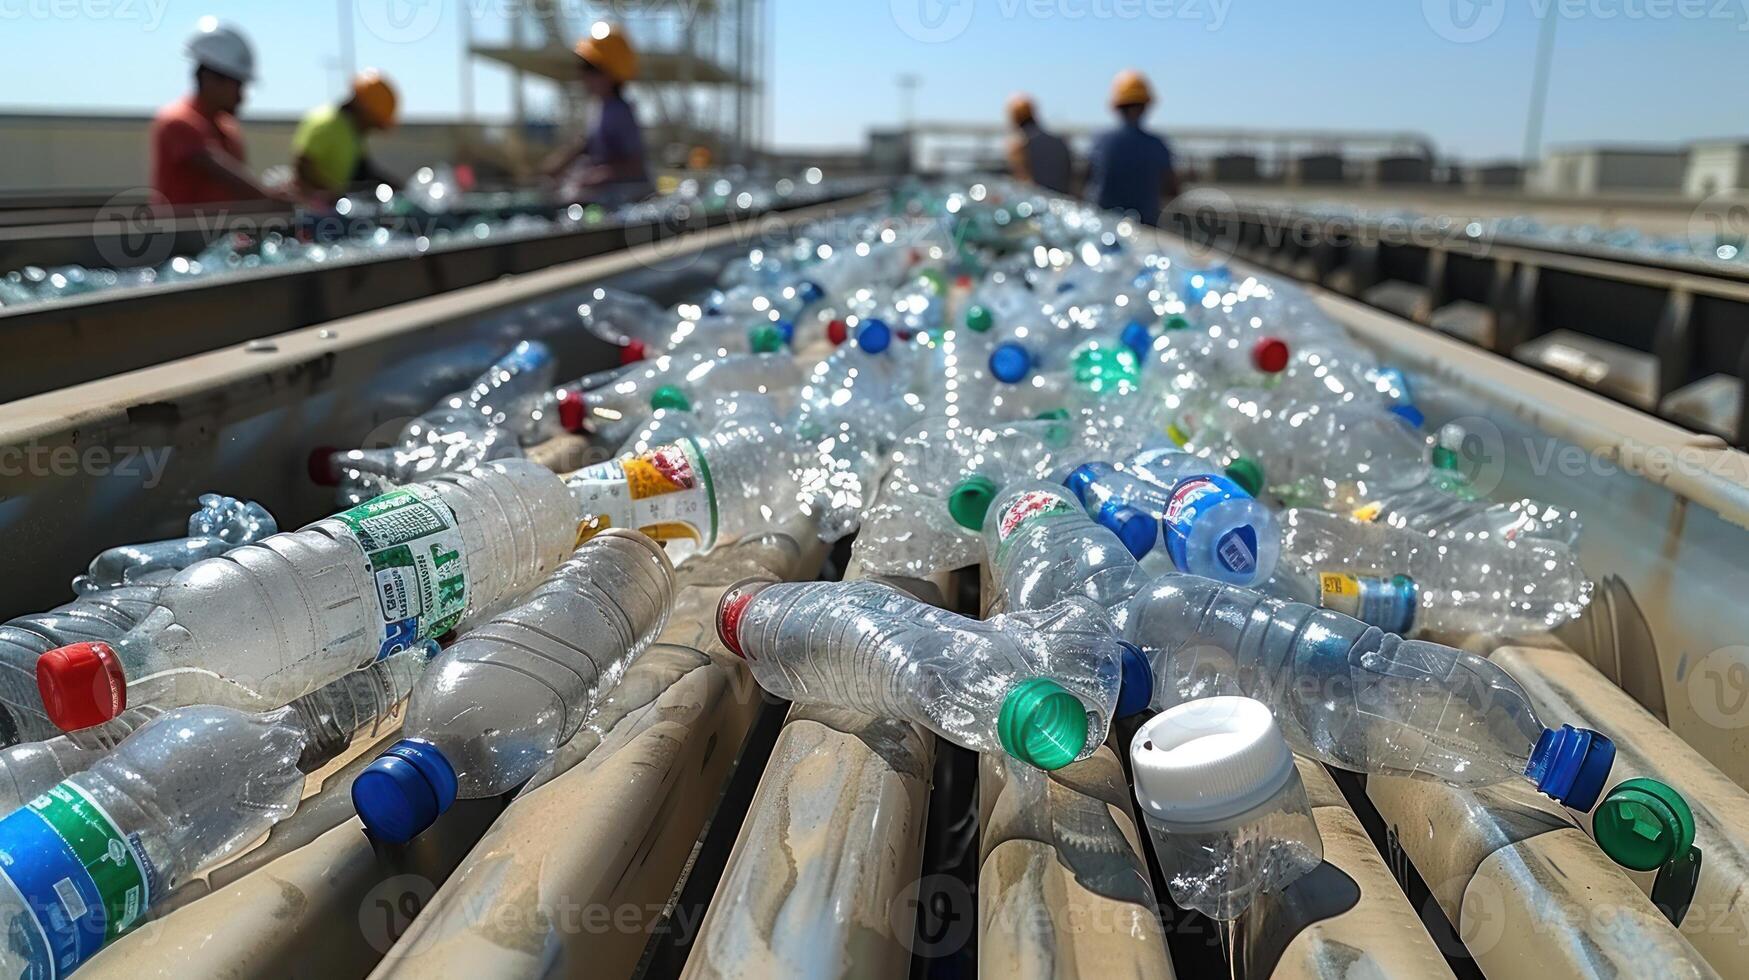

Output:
xmin=1129 ymin=696 xmax=1296 ymax=829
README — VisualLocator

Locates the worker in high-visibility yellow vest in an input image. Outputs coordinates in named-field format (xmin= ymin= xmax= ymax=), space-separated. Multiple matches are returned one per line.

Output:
xmin=292 ymin=70 xmax=402 ymax=198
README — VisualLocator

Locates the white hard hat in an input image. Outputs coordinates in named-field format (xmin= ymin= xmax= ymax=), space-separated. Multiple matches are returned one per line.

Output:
xmin=185 ymin=16 xmax=255 ymax=82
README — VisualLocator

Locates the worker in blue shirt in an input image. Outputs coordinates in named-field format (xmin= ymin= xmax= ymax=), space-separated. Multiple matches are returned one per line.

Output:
xmin=1086 ymin=70 xmax=1181 ymax=224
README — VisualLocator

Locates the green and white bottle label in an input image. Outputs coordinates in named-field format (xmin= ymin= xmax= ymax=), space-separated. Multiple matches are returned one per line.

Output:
xmin=0 ymin=782 xmax=154 ymax=977
xmin=329 ymin=483 xmax=469 ymax=659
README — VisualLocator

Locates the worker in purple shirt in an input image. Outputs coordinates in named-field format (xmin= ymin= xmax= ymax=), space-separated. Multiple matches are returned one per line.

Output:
xmin=1086 ymin=70 xmax=1182 ymax=225
xmin=548 ymin=22 xmax=653 ymax=205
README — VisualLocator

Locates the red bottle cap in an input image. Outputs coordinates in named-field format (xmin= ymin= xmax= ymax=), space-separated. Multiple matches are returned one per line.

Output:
xmin=826 ymin=319 xmax=849 ymax=346
xmin=619 ymin=339 xmax=647 ymax=365
xmin=37 ymin=642 xmax=127 ymax=732
xmin=307 ymin=447 xmax=343 ymax=486
xmin=715 ymin=579 xmax=768 ymax=660
xmin=955 ymin=274 xmax=973 ymax=290
xmin=556 ymin=387 xmax=587 ymax=433
xmin=1252 ymin=337 xmax=1290 ymax=374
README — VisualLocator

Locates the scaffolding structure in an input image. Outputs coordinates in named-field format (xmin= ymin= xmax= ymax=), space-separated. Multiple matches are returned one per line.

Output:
xmin=468 ymin=0 xmax=767 ymax=170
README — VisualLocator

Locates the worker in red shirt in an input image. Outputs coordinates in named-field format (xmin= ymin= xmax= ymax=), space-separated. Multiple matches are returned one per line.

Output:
xmin=150 ymin=19 xmax=280 ymax=208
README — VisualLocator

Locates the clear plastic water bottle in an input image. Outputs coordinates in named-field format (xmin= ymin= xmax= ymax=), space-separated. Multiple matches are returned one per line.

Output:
xmin=319 ymin=341 xmax=561 ymax=506
xmin=0 ymin=704 xmax=306 ymax=976
xmin=855 ymin=417 xmax=1066 ymax=577
xmin=1062 ymin=457 xmax=1279 ymax=586
xmin=573 ymin=286 xmax=676 ymax=362
xmin=1273 ymin=507 xmax=1592 ymax=638
xmin=561 ymin=351 xmax=802 ymax=446
xmin=71 ymin=495 xmax=277 ymax=595
xmin=36 ymin=459 xmax=579 ymax=732
xmin=0 ymin=647 xmax=429 ymax=817
xmin=716 ymin=579 xmax=1146 ymax=770
xmin=0 ymin=587 xmax=163 ymax=746
xmin=789 ymin=319 xmax=918 ymax=446
xmin=352 ymin=531 xmax=674 ymax=843
xmin=1131 ymin=697 xmax=1323 ymax=921
xmin=985 ymin=481 xmax=1620 ymax=815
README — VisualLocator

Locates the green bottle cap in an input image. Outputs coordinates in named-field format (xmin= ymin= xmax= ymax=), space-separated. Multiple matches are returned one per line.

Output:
xmin=1430 ymin=445 xmax=1462 ymax=471
xmin=649 ymin=385 xmax=692 ymax=412
xmin=965 ymin=304 xmax=994 ymax=333
xmin=948 ymin=474 xmax=999 ymax=530
xmin=1594 ymin=777 xmax=1695 ymax=872
xmin=998 ymin=678 xmax=1088 ymax=771
xmin=748 ymin=324 xmax=785 ymax=353
xmin=1225 ymin=457 xmax=1265 ymax=498
xmin=1164 ymin=315 xmax=1191 ymax=331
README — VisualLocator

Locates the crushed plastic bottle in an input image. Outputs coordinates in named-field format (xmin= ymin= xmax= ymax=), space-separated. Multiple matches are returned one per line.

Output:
xmin=717 ymin=578 xmax=1145 ymax=770
xmin=0 ymin=646 xmax=429 ymax=817
xmin=1131 ymin=696 xmax=1323 ymax=920
xmin=36 ymin=459 xmax=578 ymax=731
xmin=0 ymin=704 xmax=306 ymax=976
xmin=352 ymin=531 xmax=674 ymax=843
xmin=985 ymin=481 xmax=1620 ymax=816
xmin=72 ymin=494 xmax=277 ymax=595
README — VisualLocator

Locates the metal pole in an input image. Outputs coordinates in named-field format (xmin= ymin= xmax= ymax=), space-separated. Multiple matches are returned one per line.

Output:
xmin=459 ymin=6 xmax=475 ymax=122
xmin=337 ymin=0 xmax=356 ymax=79
xmin=1522 ymin=11 xmax=1558 ymax=165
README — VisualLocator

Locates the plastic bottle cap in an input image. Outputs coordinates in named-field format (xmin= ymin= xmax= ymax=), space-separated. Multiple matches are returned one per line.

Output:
xmin=1224 ymin=457 xmax=1265 ymax=498
xmin=964 ymin=304 xmax=994 ymax=333
xmin=1593 ymin=777 xmax=1695 ymax=872
xmin=1034 ymin=408 xmax=1070 ymax=421
xmin=748 ymin=323 xmax=785 ymax=353
xmin=307 ymin=446 xmax=343 ymax=487
xmin=37 ymin=642 xmax=127 ymax=731
xmin=775 ymin=319 xmax=796 ymax=345
xmin=989 ymin=343 xmax=1032 ymax=384
xmin=796 ymin=280 xmax=825 ymax=305
xmin=955 ymin=274 xmax=973 ymax=289
xmin=1130 ymin=696 xmax=1295 ymax=827
xmin=998 ymin=678 xmax=1089 ymax=771
xmin=715 ymin=578 xmax=769 ymax=659
xmin=1251 ymin=337 xmax=1290 ymax=374
xmin=857 ymin=318 xmax=892 ymax=354
xmin=1163 ymin=315 xmax=1191 ymax=331
xmin=556 ymin=387 xmax=587 ymax=433
xmin=352 ymin=738 xmax=458 ymax=845
xmin=1430 ymin=445 xmax=1461 ymax=471
xmin=1062 ymin=463 xmax=1099 ymax=504
xmin=1527 ymin=725 xmax=1616 ymax=812
xmin=1389 ymin=404 xmax=1426 ymax=429
xmin=1116 ymin=641 xmax=1154 ymax=718
xmin=1096 ymin=501 xmax=1158 ymax=559
xmin=948 ymin=474 xmax=1000 ymax=530
xmin=826 ymin=319 xmax=849 ymax=346
xmin=1120 ymin=320 xmax=1153 ymax=358
xmin=649 ymin=385 xmax=692 ymax=412
xmin=619 ymin=339 xmax=647 ymax=365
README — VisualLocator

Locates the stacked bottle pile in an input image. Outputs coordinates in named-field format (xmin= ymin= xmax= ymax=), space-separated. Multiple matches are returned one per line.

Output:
xmin=0 ymin=179 xmax=1702 ymax=974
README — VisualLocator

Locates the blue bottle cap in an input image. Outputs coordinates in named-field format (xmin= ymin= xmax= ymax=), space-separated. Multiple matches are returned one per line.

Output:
xmin=1120 ymin=320 xmax=1152 ymax=359
xmin=352 ymin=738 xmax=459 ymax=844
xmin=775 ymin=319 xmax=796 ymax=345
xmin=857 ymin=318 xmax=892 ymax=354
xmin=1115 ymin=640 xmax=1154 ymax=718
xmin=1526 ymin=725 xmax=1616 ymax=812
xmin=1388 ymin=404 xmax=1426 ymax=429
xmin=1096 ymin=501 xmax=1157 ymax=559
xmin=1063 ymin=463 xmax=1100 ymax=504
xmin=989 ymin=342 xmax=1032 ymax=384
xmin=796 ymin=279 xmax=825 ymax=305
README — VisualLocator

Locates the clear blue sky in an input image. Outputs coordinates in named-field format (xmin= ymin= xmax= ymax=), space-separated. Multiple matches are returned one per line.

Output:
xmin=1 ymin=0 xmax=1743 ymax=160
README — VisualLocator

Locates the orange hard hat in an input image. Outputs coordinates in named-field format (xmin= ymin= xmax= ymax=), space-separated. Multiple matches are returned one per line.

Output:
xmin=1006 ymin=93 xmax=1035 ymax=127
xmin=1110 ymin=69 xmax=1153 ymax=108
xmin=351 ymin=69 xmax=399 ymax=128
xmin=576 ymin=21 xmax=638 ymax=83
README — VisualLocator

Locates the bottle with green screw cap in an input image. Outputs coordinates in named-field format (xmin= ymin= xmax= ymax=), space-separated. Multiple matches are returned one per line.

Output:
xmin=716 ymin=578 xmax=1131 ymax=771
xmin=965 ymin=304 xmax=995 ymax=333
xmin=1593 ymin=777 xmax=1695 ymax=872
xmin=648 ymin=385 xmax=692 ymax=413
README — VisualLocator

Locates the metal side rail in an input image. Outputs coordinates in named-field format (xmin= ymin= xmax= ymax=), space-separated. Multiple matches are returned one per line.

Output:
xmin=1239 ymin=759 xmax=1455 ymax=979
xmin=77 ymin=524 xmax=821 ymax=980
xmin=1494 ymin=645 xmax=1749 ymax=976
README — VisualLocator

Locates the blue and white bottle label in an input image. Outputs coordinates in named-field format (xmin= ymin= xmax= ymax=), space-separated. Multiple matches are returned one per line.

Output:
xmin=1162 ymin=474 xmax=1255 ymax=575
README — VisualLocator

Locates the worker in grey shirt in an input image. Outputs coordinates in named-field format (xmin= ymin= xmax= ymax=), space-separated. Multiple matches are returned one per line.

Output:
xmin=1005 ymin=94 xmax=1074 ymax=195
